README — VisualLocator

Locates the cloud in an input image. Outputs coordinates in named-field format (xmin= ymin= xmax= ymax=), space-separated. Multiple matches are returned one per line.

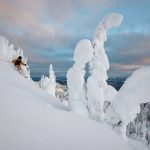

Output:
xmin=111 ymin=63 xmax=141 ymax=70
xmin=0 ymin=0 xmax=112 ymax=22
xmin=107 ymin=32 xmax=150 ymax=63
xmin=0 ymin=0 xmax=76 ymax=42
xmin=107 ymin=32 xmax=150 ymax=76
xmin=0 ymin=0 xmax=150 ymax=77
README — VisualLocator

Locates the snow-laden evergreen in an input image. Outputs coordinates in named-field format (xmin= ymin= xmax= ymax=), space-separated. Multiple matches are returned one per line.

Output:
xmin=49 ymin=64 xmax=56 ymax=96
xmin=55 ymin=82 xmax=68 ymax=102
xmin=67 ymin=14 xmax=122 ymax=118
xmin=127 ymin=102 xmax=150 ymax=147
xmin=0 ymin=36 xmax=30 ymax=78
xmin=87 ymin=13 xmax=122 ymax=121
xmin=106 ymin=67 xmax=150 ymax=140
xmin=67 ymin=39 xmax=94 ymax=116
xmin=40 ymin=64 xmax=56 ymax=97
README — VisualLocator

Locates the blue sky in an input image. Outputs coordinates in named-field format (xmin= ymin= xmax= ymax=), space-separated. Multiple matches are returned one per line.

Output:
xmin=0 ymin=0 xmax=150 ymax=77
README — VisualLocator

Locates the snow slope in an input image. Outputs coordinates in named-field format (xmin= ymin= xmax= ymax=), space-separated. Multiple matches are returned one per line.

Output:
xmin=0 ymin=60 xmax=146 ymax=150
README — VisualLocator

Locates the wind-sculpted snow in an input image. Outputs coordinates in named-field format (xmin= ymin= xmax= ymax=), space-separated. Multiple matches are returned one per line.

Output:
xmin=73 ymin=39 xmax=94 ymax=67
xmin=67 ymin=14 xmax=122 ymax=119
xmin=94 ymin=13 xmax=123 ymax=42
xmin=87 ymin=13 xmax=122 ymax=121
xmin=106 ymin=67 xmax=150 ymax=139
xmin=67 ymin=39 xmax=94 ymax=116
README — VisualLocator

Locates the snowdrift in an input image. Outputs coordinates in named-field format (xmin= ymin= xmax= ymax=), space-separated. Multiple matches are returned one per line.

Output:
xmin=0 ymin=60 xmax=138 ymax=150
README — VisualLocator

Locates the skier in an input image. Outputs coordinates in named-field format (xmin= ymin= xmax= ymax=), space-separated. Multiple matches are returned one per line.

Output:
xmin=12 ymin=56 xmax=26 ymax=70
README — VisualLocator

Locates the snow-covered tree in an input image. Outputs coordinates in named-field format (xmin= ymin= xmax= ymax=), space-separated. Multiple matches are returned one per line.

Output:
xmin=8 ymin=44 xmax=16 ymax=61
xmin=40 ymin=64 xmax=56 ymax=97
xmin=106 ymin=67 xmax=150 ymax=139
xmin=87 ymin=13 xmax=123 ymax=121
xmin=67 ymin=39 xmax=94 ymax=116
xmin=126 ymin=102 xmax=150 ymax=147
xmin=0 ymin=36 xmax=9 ymax=59
xmin=0 ymin=35 xmax=30 ymax=78
xmin=48 ymin=64 xmax=56 ymax=97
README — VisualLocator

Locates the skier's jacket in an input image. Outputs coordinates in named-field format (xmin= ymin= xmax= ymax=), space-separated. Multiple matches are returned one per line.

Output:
xmin=12 ymin=58 xmax=26 ymax=66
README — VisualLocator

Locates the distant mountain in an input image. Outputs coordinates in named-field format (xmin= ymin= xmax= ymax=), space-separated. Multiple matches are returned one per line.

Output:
xmin=32 ymin=76 xmax=126 ymax=91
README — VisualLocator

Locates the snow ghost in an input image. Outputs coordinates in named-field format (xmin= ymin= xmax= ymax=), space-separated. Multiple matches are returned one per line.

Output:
xmin=73 ymin=39 xmax=94 ymax=68
xmin=106 ymin=67 xmax=150 ymax=138
xmin=48 ymin=64 xmax=56 ymax=97
xmin=0 ymin=36 xmax=9 ymax=59
xmin=87 ymin=13 xmax=123 ymax=121
xmin=94 ymin=13 xmax=123 ymax=42
xmin=67 ymin=39 xmax=94 ymax=116
xmin=40 ymin=64 xmax=56 ymax=97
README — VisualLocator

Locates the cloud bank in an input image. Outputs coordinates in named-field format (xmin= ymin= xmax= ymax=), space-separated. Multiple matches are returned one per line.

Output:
xmin=0 ymin=0 xmax=150 ymax=77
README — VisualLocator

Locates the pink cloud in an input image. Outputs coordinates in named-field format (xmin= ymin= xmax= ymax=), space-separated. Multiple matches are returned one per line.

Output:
xmin=111 ymin=63 xmax=142 ymax=71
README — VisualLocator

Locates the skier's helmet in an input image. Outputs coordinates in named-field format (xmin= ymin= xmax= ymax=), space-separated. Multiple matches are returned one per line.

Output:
xmin=18 ymin=56 xmax=22 ymax=60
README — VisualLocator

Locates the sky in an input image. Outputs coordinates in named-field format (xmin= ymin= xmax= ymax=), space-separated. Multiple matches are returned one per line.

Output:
xmin=0 ymin=0 xmax=150 ymax=78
